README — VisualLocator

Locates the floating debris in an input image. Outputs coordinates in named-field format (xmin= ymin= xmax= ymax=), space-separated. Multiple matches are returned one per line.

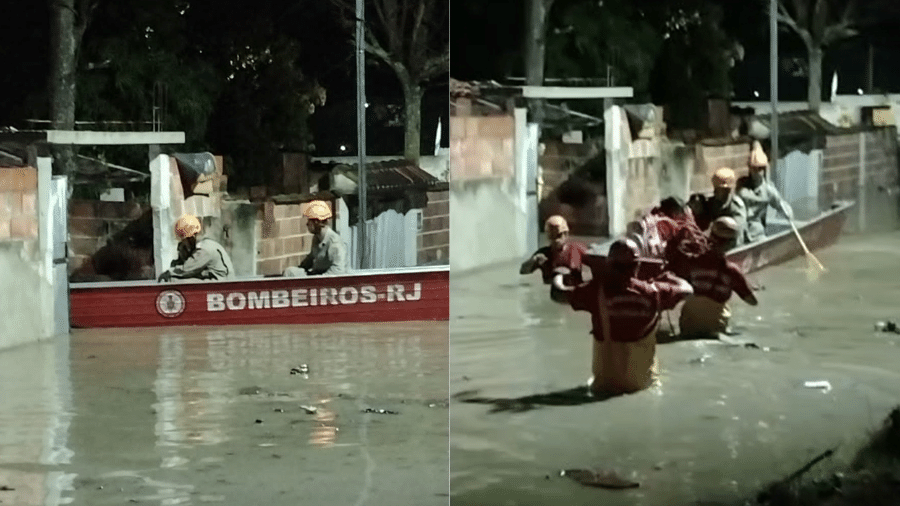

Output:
xmin=804 ymin=380 xmax=832 ymax=393
xmin=290 ymin=365 xmax=310 ymax=375
xmin=875 ymin=320 xmax=900 ymax=334
xmin=273 ymin=408 xmax=284 ymax=413
xmin=255 ymin=419 xmax=263 ymax=424
xmin=239 ymin=386 xmax=265 ymax=395
xmin=362 ymin=408 xmax=398 ymax=415
xmin=0 ymin=485 xmax=14 ymax=491
xmin=300 ymin=405 xmax=318 ymax=414
xmin=689 ymin=354 xmax=712 ymax=365
xmin=560 ymin=469 xmax=639 ymax=489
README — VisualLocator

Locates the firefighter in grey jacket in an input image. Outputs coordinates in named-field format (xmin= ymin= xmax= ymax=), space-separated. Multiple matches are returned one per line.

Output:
xmin=284 ymin=200 xmax=349 ymax=277
xmin=158 ymin=214 xmax=235 ymax=282
xmin=736 ymin=141 xmax=793 ymax=244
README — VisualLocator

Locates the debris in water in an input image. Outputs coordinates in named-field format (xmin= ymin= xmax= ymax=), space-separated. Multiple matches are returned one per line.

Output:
xmin=290 ymin=365 xmax=310 ymax=375
xmin=462 ymin=376 xmax=471 ymax=381
xmin=804 ymin=380 xmax=832 ymax=393
xmin=0 ymin=485 xmax=14 ymax=491
xmin=87 ymin=355 xmax=97 ymax=359
xmin=239 ymin=386 xmax=264 ymax=395
xmin=689 ymin=354 xmax=712 ymax=365
xmin=362 ymin=408 xmax=398 ymax=415
xmin=273 ymin=408 xmax=284 ymax=413
xmin=875 ymin=320 xmax=900 ymax=334
xmin=255 ymin=419 xmax=263 ymax=424
xmin=300 ymin=405 xmax=318 ymax=414
xmin=560 ymin=469 xmax=639 ymax=489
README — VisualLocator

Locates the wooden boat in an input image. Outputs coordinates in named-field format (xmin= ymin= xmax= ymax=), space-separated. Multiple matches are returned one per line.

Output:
xmin=583 ymin=200 xmax=855 ymax=277
xmin=70 ymin=265 xmax=449 ymax=328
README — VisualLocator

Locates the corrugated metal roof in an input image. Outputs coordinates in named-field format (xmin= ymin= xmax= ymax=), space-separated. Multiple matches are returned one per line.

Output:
xmin=332 ymin=159 xmax=446 ymax=192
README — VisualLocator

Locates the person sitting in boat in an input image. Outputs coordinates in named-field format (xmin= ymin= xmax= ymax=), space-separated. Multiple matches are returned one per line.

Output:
xmin=676 ymin=216 xmax=758 ymax=340
xmin=736 ymin=141 xmax=793 ymax=244
xmin=158 ymin=214 xmax=235 ymax=282
xmin=690 ymin=167 xmax=748 ymax=249
xmin=520 ymin=215 xmax=588 ymax=284
xmin=652 ymin=195 xmax=702 ymax=233
xmin=550 ymin=238 xmax=694 ymax=396
xmin=284 ymin=200 xmax=349 ymax=277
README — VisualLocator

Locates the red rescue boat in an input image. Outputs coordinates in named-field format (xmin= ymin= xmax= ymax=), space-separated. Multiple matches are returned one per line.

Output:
xmin=70 ymin=266 xmax=449 ymax=328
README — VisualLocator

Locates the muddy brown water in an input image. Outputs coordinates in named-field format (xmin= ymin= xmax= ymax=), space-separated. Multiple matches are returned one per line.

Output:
xmin=450 ymin=232 xmax=900 ymax=506
xmin=0 ymin=321 xmax=448 ymax=505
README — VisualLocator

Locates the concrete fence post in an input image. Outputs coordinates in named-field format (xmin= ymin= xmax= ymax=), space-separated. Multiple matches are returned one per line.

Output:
xmin=859 ymin=132 xmax=867 ymax=233
xmin=151 ymin=152 xmax=175 ymax=279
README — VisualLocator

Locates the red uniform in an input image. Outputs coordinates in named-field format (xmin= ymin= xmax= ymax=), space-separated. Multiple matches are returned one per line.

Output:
xmin=532 ymin=241 xmax=588 ymax=284
xmin=681 ymin=253 xmax=753 ymax=304
xmin=568 ymin=277 xmax=686 ymax=343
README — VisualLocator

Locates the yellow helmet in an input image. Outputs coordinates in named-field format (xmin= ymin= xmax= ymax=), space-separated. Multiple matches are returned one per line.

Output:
xmin=303 ymin=200 xmax=332 ymax=221
xmin=544 ymin=215 xmax=569 ymax=235
xmin=174 ymin=214 xmax=202 ymax=240
xmin=711 ymin=167 xmax=736 ymax=189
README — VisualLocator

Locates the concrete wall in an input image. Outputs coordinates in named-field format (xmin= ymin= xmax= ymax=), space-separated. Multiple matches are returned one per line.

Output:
xmin=418 ymin=190 xmax=449 ymax=265
xmin=450 ymin=109 xmax=525 ymax=271
xmin=0 ymin=165 xmax=54 ymax=350
xmin=450 ymin=177 xmax=527 ymax=271
xmin=0 ymin=240 xmax=48 ymax=349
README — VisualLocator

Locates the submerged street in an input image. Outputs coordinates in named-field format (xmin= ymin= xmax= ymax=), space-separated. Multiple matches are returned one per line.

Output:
xmin=0 ymin=322 xmax=449 ymax=505
xmin=450 ymin=232 xmax=900 ymax=506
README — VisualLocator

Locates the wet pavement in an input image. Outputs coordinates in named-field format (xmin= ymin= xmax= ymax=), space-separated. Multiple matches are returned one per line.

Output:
xmin=0 ymin=321 xmax=448 ymax=505
xmin=450 ymin=232 xmax=900 ymax=506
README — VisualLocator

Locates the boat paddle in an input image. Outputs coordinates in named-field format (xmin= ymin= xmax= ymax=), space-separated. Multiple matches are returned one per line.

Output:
xmin=787 ymin=218 xmax=826 ymax=279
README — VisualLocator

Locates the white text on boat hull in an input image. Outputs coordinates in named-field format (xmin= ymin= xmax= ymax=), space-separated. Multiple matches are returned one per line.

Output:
xmin=205 ymin=283 xmax=423 ymax=311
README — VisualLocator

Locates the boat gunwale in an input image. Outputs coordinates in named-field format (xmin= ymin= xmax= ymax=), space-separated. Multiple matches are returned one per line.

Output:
xmin=584 ymin=200 xmax=855 ymax=260
xmin=70 ymin=264 xmax=450 ymax=290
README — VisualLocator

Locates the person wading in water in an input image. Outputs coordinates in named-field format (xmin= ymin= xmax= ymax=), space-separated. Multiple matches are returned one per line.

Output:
xmin=158 ymin=214 xmax=235 ymax=282
xmin=736 ymin=141 xmax=793 ymax=244
xmin=550 ymin=238 xmax=693 ymax=396
xmin=284 ymin=200 xmax=349 ymax=277
xmin=674 ymin=216 xmax=758 ymax=340
xmin=520 ymin=215 xmax=588 ymax=284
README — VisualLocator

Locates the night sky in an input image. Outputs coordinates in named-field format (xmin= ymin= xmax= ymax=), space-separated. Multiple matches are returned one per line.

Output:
xmin=0 ymin=0 xmax=448 ymax=158
xmin=451 ymin=0 xmax=900 ymax=102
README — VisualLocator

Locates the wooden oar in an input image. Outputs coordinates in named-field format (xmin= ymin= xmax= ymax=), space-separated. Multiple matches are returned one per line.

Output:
xmin=788 ymin=219 xmax=826 ymax=272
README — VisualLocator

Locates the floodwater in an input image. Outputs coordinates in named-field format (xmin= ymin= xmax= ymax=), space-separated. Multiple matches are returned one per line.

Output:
xmin=0 ymin=322 xmax=449 ymax=505
xmin=450 ymin=232 xmax=900 ymax=506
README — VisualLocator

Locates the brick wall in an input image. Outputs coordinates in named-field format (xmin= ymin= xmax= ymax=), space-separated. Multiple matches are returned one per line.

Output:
xmin=0 ymin=167 xmax=38 ymax=240
xmin=417 ymin=190 xmax=449 ymax=265
xmin=68 ymin=200 xmax=151 ymax=277
xmin=821 ymin=129 xmax=899 ymax=212
xmin=255 ymin=200 xmax=330 ymax=275
xmin=450 ymin=112 xmax=515 ymax=180
xmin=692 ymin=142 xmax=752 ymax=194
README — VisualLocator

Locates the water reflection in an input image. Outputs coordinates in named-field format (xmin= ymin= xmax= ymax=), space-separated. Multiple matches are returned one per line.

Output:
xmin=309 ymin=399 xmax=338 ymax=448
xmin=0 ymin=320 xmax=447 ymax=506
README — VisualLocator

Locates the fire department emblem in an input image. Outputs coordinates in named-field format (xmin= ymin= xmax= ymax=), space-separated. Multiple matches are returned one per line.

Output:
xmin=156 ymin=290 xmax=186 ymax=318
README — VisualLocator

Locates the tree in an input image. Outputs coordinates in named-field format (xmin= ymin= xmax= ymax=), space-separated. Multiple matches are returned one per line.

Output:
xmin=648 ymin=1 xmax=742 ymax=129
xmin=774 ymin=0 xmax=859 ymax=111
xmin=545 ymin=0 xmax=662 ymax=96
xmin=331 ymin=0 xmax=449 ymax=163
xmin=49 ymin=0 xmax=99 ymax=176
